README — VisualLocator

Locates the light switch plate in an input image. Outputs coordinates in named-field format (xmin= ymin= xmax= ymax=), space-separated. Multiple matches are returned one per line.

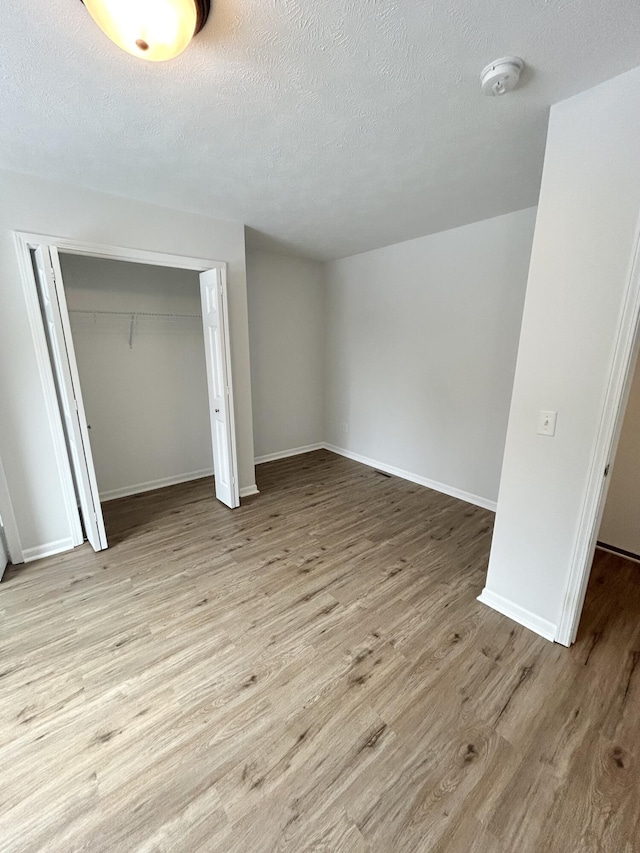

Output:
xmin=537 ymin=410 xmax=557 ymax=436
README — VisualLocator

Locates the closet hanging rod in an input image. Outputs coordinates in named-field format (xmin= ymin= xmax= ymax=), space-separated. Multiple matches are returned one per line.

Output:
xmin=68 ymin=309 xmax=201 ymax=319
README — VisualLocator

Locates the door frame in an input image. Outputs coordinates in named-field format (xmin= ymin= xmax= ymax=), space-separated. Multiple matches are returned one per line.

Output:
xmin=556 ymin=225 xmax=640 ymax=645
xmin=12 ymin=231 xmax=235 ymax=552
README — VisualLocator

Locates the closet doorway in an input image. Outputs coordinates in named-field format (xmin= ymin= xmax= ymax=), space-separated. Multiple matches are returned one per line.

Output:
xmin=16 ymin=234 xmax=240 ymax=555
xmin=596 ymin=348 xmax=640 ymax=562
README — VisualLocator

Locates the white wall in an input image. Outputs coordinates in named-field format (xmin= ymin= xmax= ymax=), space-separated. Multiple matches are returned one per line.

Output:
xmin=0 ymin=169 xmax=255 ymax=559
xmin=324 ymin=208 xmax=537 ymax=507
xmin=599 ymin=351 xmax=640 ymax=555
xmin=60 ymin=254 xmax=213 ymax=500
xmin=246 ymin=250 xmax=325 ymax=460
xmin=483 ymin=66 xmax=640 ymax=639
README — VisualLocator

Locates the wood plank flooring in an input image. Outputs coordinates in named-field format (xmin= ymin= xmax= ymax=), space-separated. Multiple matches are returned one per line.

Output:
xmin=1 ymin=450 xmax=639 ymax=852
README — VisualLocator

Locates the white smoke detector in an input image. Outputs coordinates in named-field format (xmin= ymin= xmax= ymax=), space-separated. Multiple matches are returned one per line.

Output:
xmin=480 ymin=57 xmax=524 ymax=97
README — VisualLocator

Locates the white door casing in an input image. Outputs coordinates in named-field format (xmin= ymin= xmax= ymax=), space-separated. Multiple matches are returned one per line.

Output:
xmin=33 ymin=246 xmax=108 ymax=551
xmin=199 ymin=268 xmax=240 ymax=509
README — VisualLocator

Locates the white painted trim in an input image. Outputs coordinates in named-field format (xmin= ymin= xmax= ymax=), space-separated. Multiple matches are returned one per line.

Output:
xmin=13 ymin=231 xmax=226 ymax=274
xmin=23 ymin=537 xmax=76 ymax=563
xmin=477 ymin=588 xmax=556 ymax=642
xmin=556 ymin=221 xmax=640 ymax=646
xmin=255 ymin=443 xmax=325 ymax=465
xmin=100 ymin=469 xmax=214 ymax=502
xmin=0 ymin=452 xmax=23 ymax=564
xmin=240 ymin=484 xmax=260 ymax=498
xmin=324 ymin=443 xmax=497 ymax=511
xmin=253 ymin=443 xmax=497 ymax=513
xmin=596 ymin=543 xmax=640 ymax=565
xmin=14 ymin=233 xmax=84 ymax=548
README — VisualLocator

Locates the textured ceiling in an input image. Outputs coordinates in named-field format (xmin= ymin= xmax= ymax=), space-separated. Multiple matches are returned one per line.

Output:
xmin=2 ymin=0 xmax=640 ymax=260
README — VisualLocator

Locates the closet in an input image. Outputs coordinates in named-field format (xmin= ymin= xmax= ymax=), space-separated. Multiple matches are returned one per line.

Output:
xmin=60 ymin=254 xmax=214 ymax=503
xmin=23 ymin=237 xmax=239 ymax=555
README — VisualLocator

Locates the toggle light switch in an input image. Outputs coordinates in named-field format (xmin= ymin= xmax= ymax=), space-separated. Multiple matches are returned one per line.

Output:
xmin=537 ymin=410 xmax=557 ymax=436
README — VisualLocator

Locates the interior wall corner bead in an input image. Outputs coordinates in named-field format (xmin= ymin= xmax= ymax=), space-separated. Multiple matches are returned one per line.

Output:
xmin=81 ymin=0 xmax=210 ymax=62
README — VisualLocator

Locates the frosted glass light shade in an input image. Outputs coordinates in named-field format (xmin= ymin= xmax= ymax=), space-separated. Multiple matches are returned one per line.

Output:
xmin=83 ymin=0 xmax=209 ymax=62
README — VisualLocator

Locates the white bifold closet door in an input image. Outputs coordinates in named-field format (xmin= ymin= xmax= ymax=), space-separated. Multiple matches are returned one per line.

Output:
xmin=33 ymin=245 xmax=108 ymax=551
xmin=199 ymin=268 xmax=240 ymax=509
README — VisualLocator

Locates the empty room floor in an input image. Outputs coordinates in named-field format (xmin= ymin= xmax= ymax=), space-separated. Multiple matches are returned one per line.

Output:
xmin=1 ymin=450 xmax=639 ymax=852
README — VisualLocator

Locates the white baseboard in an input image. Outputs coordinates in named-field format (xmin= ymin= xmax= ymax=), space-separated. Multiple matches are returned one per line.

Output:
xmin=255 ymin=443 xmax=325 ymax=465
xmin=240 ymin=484 xmax=260 ymax=498
xmin=100 ymin=469 xmax=214 ymax=502
xmin=477 ymin=588 xmax=556 ymax=642
xmin=596 ymin=542 xmax=640 ymax=564
xmin=324 ymin=443 xmax=497 ymax=512
xmin=23 ymin=537 xmax=76 ymax=563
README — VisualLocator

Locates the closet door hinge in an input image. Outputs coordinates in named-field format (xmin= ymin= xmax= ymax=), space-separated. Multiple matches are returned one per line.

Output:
xmin=604 ymin=464 xmax=610 ymax=477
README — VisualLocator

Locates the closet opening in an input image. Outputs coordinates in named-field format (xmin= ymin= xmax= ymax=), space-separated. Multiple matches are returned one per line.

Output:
xmin=575 ymin=347 xmax=640 ymax=643
xmin=16 ymin=234 xmax=240 ymax=555
xmin=555 ymin=230 xmax=640 ymax=646
xmin=596 ymin=347 xmax=640 ymax=565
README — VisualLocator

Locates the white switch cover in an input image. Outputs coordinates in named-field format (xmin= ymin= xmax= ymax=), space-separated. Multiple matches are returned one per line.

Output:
xmin=537 ymin=410 xmax=557 ymax=436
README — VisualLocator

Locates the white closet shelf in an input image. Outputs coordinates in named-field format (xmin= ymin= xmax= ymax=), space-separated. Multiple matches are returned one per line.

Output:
xmin=68 ymin=309 xmax=201 ymax=348
xmin=68 ymin=309 xmax=200 ymax=318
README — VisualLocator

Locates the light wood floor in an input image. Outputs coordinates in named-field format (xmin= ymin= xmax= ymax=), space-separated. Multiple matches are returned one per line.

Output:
xmin=1 ymin=450 xmax=639 ymax=852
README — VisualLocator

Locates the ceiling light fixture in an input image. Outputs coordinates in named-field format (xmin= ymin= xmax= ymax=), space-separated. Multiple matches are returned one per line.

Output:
xmin=81 ymin=0 xmax=210 ymax=62
xmin=480 ymin=57 xmax=524 ymax=97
